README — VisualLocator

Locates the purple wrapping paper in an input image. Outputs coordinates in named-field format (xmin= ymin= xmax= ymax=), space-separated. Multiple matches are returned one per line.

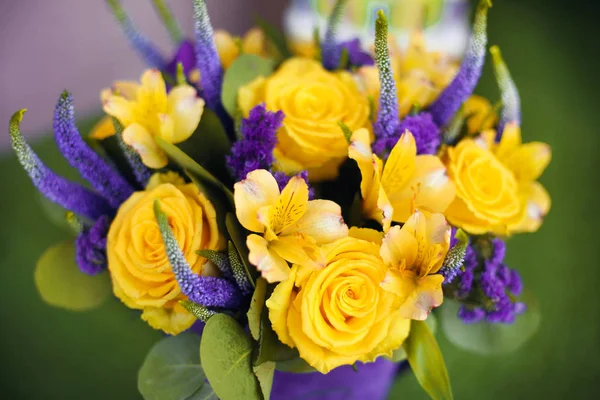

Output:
xmin=271 ymin=358 xmax=399 ymax=400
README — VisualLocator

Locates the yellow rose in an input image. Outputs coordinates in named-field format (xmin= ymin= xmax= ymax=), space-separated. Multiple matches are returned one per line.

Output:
xmin=445 ymin=124 xmax=551 ymax=235
xmin=107 ymin=174 xmax=222 ymax=335
xmin=266 ymin=237 xmax=410 ymax=374
xmin=238 ymin=58 xmax=371 ymax=181
xmin=214 ymin=28 xmax=268 ymax=69
xmin=445 ymin=132 xmax=523 ymax=235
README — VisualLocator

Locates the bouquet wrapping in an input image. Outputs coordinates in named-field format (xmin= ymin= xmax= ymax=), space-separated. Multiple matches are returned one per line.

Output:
xmin=9 ymin=0 xmax=550 ymax=399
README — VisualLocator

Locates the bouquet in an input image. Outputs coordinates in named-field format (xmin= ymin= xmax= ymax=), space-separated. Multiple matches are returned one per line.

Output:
xmin=9 ymin=0 xmax=551 ymax=399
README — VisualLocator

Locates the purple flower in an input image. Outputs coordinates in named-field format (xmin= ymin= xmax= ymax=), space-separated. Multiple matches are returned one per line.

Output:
xmin=193 ymin=0 xmax=223 ymax=112
xmin=458 ymin=305 xmax=485 ymax=324
xmin=54 ymin=92 xmax=134 ymax=208
xmin=9 ymin=110 xmax=113 ymax=221
xmin=373 ymin=112 xmax=440 ymax=157
xmin=106 ymin=0 xmax=166 ymax=68
xmin=321 ymin=0 xmax=349 ymax=70
xmin=338 ymin=38 xmax=374 ymax=68
xmin=457 ymin=268 xmax=474 ymax=298
xmin=428 ymin=2 xmax=489 ymax=127
xmin=226 ymin=104 xmax=284 ymax=181
xmin=488 ymin=238 xmax=506 ymax=268
xmin=164 ymin=40 xmax=197 ymax=79
xmin=508 ymin=269 xmax=524 ymax=296
xmin=75 ymin=216 xmax=111 ymax=275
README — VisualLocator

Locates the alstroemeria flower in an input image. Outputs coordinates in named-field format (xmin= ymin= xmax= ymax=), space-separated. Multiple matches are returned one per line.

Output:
xmin=380 ymin=210 xmax=451 ymax=320
xmin=102 ymin=69 xmax=205 ymax=168
xmin=234 ymin=169 xmax=348 ymax=283
xmin=349 ymin=128 xmax=455 ymax=230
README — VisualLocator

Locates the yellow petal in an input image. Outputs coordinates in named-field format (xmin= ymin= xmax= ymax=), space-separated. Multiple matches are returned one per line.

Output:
xmin=103 ymin=95 xmax=136 ymax=126
xmin=166 ymin=85 xmax=205 ymax=143
xmin=157 ymin=113 xmax=175 ymax=143
xmin=138 ymin=69 xmax=168 ymax=111
xmin=268 ymin=175 xmax=309 ymax=234
xmin=122 ymin=123 xmax=168 ymax=169
xmin=511 ymin=181 xmax=551 ymax=233
xmin=238 ymin=76 xmax=267 ymax=116
xmin=233 ymin=169 xmax=280 ymax=233
xmin=397 ymin=274 xmax=445 ymax=320
xmin=141 ymin=305 xmax=196 ymax=335
xmin=89 ymin=116 xmax=116 ymax=140
xmin=348 ymin=227 xmax=383 ymax=245
xmin=247 ymin=234 xmax=290 ymax=283
xmin=265 ymin=265 xmax=298 ymax=347
xmin=284 ymin=200 xmax=348 ymax=244
xmin=495 ymin=121 xmax=522 ymax=159
xmin=111 ymin=80 xmax=140 ymax=101
xmin=269 ymin=235 xmax=325 ymax=269
xmin=381 ymin=225 xmax=417 ymax=269
xmin=242 ymin=27 xmax=265 ymax=56
xmin=214 ymin=30 xmax=240 ymax=69
xmin=381 ymin=130 xmax=416 ymax=193
xmin=503 ymin=142 xmax=551 ymax=182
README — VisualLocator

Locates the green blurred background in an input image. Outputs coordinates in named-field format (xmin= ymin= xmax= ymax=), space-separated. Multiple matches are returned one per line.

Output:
xmin=1 ymin=0 xmax=598 ymax=398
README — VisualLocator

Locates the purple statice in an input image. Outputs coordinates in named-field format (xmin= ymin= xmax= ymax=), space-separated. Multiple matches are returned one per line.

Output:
xmin=448 ymin=235 xmax=528 ymax=325
xmin=154 ymin=200 xmax=242 ymax=309
xmin=338 ymin=38 xmax=374 ymax=69
xmin=54 ymin=92 xmax=134 ymax=208
xmin=9 ymin=110 xmax=113 ymax=221
xmin=106 ymin=0 xmax=166 ymax=68
xmin=273 ymin=171 xmax=315 ymax=200
xmin=75 ymin=216 xmax=110 ymax=275
xmin=373 ymin=112 xmax=441 ymax=157
xmin=193 ymin=0 xmax=223 ymax=112
xmin=227 ymin=104 xmax=284 ymax=181
xmin=428 ymin=1 xmax=489 ymax=127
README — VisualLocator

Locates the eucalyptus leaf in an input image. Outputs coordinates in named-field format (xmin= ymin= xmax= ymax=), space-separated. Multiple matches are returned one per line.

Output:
xmin=38 ymin=194 xmax=71 ymax=231
xmin=177 ymin=108 xmax=231 ymax=184
xmin=404 ymin=320 xmax=453 ymax=400
xmin=34 ymin=240 xmax=111 ymax=311
xmin=247 ymin=278 xmax=268 ymax=340
xmin=253 ymin=361 xmax=275 ymax=400
xmin=226 ymin=213 xmax=257 ymax=287
xmin=275 ymin=356 xmax=317 ymax=374
xmin=440 ymin=298 xmax=541 ymax=355
xmin=138 ymin=333 xmax=210 ymax=400
xmin=221 ymin=54 xmax=274 ymax=117
xmin=200 ymin=314 xmax=262 ymax=400
xmin=254 ymin=302 xmax=297 ymax=365
xmin=390 ymin=314 xmax=437 ymax=363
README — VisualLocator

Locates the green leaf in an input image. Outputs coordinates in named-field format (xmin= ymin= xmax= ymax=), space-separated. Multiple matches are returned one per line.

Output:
xmin=138 ymin=333 xmax=212 ymax=400
xmin=247 ymin=278 xmax=268 ymax=340
xmin=253 ymin=361 xmax=275 ymax=400
xmin=404 ymin=320 xmax=453 ymax=400
xmin=177 ymin=108 xmax=232 ymax=184
xmin=389 ymin=313 xmax=438 ymax=363
xmin=254 ymin=299 xmax=297 ymax=365
xmin=226 ymin=213 xmax=257 ymax=287
xmin=221 ymin=54 xmax=274 ymax=117
xmin=155 ymin=137 xmax=234 ymax=206
xmin=34 ymin=240 xmax=111 ymax=311
xmin=338 ymin=121 xmax=353 ymax=144
xmin=256 ymin=18 xmax=292 ymax=60
xmin=275 ymin=357 xmax=316 ymax=374
xmin=440 ymin=298 xmax=541 ymax=355
xmin=37 ymin=194 xmax=71 ymax=231
xmin=200 ymin=314 xmax=262 ymax=400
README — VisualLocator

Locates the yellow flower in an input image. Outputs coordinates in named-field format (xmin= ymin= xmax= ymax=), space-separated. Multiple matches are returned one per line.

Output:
xmin=266 ymin=236 xmax=411 ymax=374
xmin=380 ymin=210 xmax=450 ymax=320
xmin=444 ymin=123 xmax=551 ymax=234
xmin=106 ymin=173 xmax=222 ymax=335
xmin=234 ymin=169 xmax=348 ymax=283
xmin=463 ymin=95 xmax=498 ymax=135
xmin=89 ymin=116 xmax=116 ymax=140
xmin=349 ymin=128 xmax=455 ymax=230
xmin=214 ymin=28 xmax=268 ymax=69
xmin=238 ymin=58 xmax=371 ymax=181
xmin=358 ymin=32 xmax=457 ymax=117
xmin=102 ymin=69 xmax=205 ymax=169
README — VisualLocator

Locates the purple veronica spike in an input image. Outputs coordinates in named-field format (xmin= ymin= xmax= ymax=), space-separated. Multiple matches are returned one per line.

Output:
xmin=106 ymin=0 xmax=167 ymax=68
xmin=193 ymin=0 xmax=223 ymax=111
xmin=154 ymin=200 xmax=241 ymax=309
xmin=165 ymin=40 xmax=197 ymax=80
xmin=373 ymin=11 xmax=400 ymax=148
xmin=339 ymin=38 xmax=374 ymax=68
xmin=428 ymin=1 xmax=489 ymax=127
xmin=321 ymin=0 xmax=349 ymax=70
xmin=440 ymin=228 xmax=469 ymax=283
xmin=9 ymin=110 xmax=113 ymax=220
xmin=75 ymin=215 xmax=110 ymax=275
xmin=226 ymin=104 xmax=284 ymax=181
xmin=112 ymin=118 xmax=152 ymax=187
xmin=373 ymin=112 xmax=440 ymax=156
xmin=54 ymin=92 xmax=134 ymax=208
xmin=490 ymin=46 xmax=521 ymax=137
